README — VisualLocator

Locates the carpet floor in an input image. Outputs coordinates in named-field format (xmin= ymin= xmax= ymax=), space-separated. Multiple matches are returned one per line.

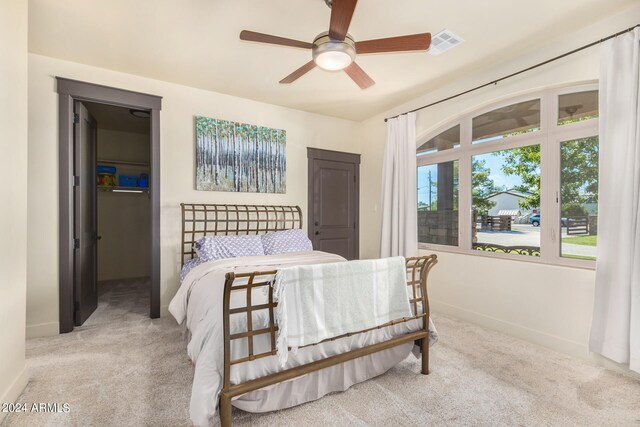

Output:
xmin=4 ymin=278 xmax=640 ymax=426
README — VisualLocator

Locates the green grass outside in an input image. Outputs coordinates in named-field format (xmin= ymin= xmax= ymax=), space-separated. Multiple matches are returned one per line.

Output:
xmin=562 ymin=253 xmax=596 ymax=261
xmin=561 ymin=235 xmax=598 ymax=246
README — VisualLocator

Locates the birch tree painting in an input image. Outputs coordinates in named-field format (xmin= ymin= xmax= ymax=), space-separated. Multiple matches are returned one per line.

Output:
xmin=195 ymin=116 xmax=286 ymax=193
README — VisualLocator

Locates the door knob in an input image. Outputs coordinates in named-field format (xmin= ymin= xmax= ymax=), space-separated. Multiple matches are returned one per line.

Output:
xmin=315 ymin=221 xmax=319 ymax=226
xmin=314 ymin=231 xmax=320 ymax=235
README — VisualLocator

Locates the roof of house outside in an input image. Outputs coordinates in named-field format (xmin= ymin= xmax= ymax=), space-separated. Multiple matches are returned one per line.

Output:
xmin=485 ymin=188 xmax=533 ymax=199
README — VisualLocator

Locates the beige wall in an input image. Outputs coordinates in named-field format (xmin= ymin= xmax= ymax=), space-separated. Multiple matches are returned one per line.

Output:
xmin=359 ymin=6 xmax=639 ymax=373
xmin=96 ymin=129 xmax=151 ymax=281
xmin=0 ymin=0 xmax=29 ymax=419
xmin=97 ymin=128 xmax=150 ymax=164
xmin=26 ymin=53 xmax=362 ymax=337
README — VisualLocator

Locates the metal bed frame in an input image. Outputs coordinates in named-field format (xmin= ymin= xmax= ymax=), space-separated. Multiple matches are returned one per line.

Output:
xmin=180 ymin=203 xmax=437 ymax=426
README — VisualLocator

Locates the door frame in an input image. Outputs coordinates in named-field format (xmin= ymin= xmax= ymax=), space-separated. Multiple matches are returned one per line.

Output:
xmin=307 ymin=148 xmax=361 ymax=259
xmin=57 ymin=78 xmax=162 ymax=333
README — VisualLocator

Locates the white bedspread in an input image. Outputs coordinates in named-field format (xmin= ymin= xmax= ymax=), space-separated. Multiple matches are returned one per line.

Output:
xmin=169 ymin=251 xmax=436 ymax=426
xmin=169 ymin=251 xmax=346 ymax=426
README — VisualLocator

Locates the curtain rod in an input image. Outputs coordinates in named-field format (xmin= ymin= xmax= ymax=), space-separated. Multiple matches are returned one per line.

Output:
xmin=384 ymin=23 xmax=640 ymax=122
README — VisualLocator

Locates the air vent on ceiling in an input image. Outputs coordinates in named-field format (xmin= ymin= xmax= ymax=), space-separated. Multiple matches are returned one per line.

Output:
xmin=428 ymin=29 xmax=464 ymax=56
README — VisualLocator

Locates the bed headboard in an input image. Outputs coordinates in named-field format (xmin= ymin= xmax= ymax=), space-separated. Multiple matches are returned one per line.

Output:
xmin=180 ymin=203 xmax=303 ymax=266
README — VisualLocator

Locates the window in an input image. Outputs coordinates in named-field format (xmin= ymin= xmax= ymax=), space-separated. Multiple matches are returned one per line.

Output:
xmin=418 ymin=161 xmax=458 ymax=246
xmin=560 ymin=136 xmax=599 ymax=260
xmin=416 ymin=85 xmax=599 ymax=267
xmin=472 ymin=99 xmax=541 ymax=143
xmin=472 ymin=145 xmax=541 ymax=257
xmin=558 ymin=90 xmax=598 ymax=125
xmin=418 ymin=125 xmax=460 ymax=155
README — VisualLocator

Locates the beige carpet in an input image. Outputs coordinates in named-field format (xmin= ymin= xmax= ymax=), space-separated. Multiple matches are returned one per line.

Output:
xmin=4 ymin=278 xmax=640 ymax=427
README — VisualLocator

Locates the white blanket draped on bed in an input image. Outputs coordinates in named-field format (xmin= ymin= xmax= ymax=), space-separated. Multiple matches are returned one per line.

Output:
xmin=272 ymin=256 xmax=412 ymax=366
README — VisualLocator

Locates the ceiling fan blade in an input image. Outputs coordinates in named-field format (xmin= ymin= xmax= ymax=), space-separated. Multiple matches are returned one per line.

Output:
xmin=279 ymin=61 xmax=316 ymax=84
xmin=344 ymin=62 xmax=375 ymax=89
xmin=240 ymin=30 xmax=312 ymax=49
xmin=328 ymin=0 xmax=358 ymax=41
xmin=356 ymin=33 xmax=432 ymax=54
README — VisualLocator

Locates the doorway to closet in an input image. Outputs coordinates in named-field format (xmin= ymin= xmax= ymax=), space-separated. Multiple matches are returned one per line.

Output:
xmin=83 ymin=101 xmax=151 ymax=325
xmin=57 ymin=78 xmax=161 ymax=333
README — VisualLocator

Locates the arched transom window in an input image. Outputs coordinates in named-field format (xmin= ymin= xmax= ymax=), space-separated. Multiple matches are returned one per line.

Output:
xmin=417 ymin=84 xmax=599 ymax=267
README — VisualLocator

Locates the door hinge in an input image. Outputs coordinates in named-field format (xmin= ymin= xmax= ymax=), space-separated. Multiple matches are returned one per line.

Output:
xmin=73 ymin=238 xmax=80 ymax=249
xmin=73 ymin=113 xmax=80 ymax=124
xmin=72 ymin=175 xmax=80 ymax=187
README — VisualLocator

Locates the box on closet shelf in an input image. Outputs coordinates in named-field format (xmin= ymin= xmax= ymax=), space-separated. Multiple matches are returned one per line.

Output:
xmin=118 ymin=175 xmax=138 ymax=187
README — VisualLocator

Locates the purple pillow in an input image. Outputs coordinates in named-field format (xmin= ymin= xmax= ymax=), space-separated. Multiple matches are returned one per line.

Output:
xmin=194 ymin=234 xmax=264 ymax=261
xmin=215 ymin=235 xmax=264 ymax=258
xmin=194 ymin=236 xmax=218 ymax=261
xmin=180 ymin=257 xmax=204 ymax=283
xmin=261 ymin=229 xmax=313 ymax=255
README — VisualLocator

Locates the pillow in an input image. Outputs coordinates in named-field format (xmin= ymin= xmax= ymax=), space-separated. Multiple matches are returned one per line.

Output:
xmin=261 ymin=229 xmax=313 ymax=255
xmin=194 ymin=234 xmax=265 ymax=261
xmin=214 ymin=234 xmax=264 ymax=258
xmin=193 ymin=236 xmax=218 ymax=261
xmin=180 ymin=257 xmax=204 ymax=283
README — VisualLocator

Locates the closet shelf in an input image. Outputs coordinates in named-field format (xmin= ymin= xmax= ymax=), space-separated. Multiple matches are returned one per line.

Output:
xmin=98 ymin=186 xmax=149 ymax=194
xmin=97 ymin=159 xmax=150 ymax=167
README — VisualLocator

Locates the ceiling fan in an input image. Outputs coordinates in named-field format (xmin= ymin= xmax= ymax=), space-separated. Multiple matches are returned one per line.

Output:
xmin=239 ymin=0 xmax=432 ymax=89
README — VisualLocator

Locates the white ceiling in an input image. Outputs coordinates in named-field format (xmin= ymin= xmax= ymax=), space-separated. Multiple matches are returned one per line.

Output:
xmin=28 ymin=0 xmax=637 ymax=121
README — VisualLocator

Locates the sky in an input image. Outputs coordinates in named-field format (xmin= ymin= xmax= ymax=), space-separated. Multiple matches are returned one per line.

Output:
xmin=477 ymin=152 xmax=522 ymax=190
xmin=417 ymin=152 xmax=523 ymax=206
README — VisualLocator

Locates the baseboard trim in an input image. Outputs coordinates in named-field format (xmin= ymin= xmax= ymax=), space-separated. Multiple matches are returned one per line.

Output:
xmin=0 ymin=366 xmax=28 ymax=424
xmin=431 ymin=299 xmax=640 ymax=379
xmin=27 ymin=307 xmax=170 ymax=337
xmin=431 ymin=299 xmax=589 ymax=357
xmin=26 ymin=321 xmax=59 ymax=339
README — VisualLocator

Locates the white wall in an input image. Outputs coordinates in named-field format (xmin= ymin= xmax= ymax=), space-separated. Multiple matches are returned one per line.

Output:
xmin=487 ymin=193 xmax=529 ymax=217
xmin=97 ymin=129 xmax=151 ymax=281
xmin=359 ymin=5 xmax=640 ymax=372
xmin=0 ymin=0 xmax=29 ymax=420
xmin=26 ymin=54 xmax=362 ymax=337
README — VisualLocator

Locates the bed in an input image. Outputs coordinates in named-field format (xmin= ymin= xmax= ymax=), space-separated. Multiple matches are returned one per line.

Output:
xmin=169 ymin=203 xmax=438 ymax=426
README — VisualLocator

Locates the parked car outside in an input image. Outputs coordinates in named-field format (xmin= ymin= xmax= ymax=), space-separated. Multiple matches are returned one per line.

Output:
xmin=530 ymin=214 xmax=540 ymax=226
xmin=528 ymin=214 xmax=567 ymax=227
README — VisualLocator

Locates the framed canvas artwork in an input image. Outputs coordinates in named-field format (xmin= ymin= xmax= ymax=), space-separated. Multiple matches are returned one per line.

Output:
xmin=195 ymin=116 xmax=286 ymax=193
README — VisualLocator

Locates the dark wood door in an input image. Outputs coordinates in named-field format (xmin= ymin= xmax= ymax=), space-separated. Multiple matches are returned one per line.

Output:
xmin=73 ymin=101 xmax=98 ymax=325
xmin=308 ymin=149 xmax=360 ymax=260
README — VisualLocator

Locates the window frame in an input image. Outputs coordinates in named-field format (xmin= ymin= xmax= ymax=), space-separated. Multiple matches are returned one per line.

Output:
xmin=416 ymin=83 xmax=599 ymax=269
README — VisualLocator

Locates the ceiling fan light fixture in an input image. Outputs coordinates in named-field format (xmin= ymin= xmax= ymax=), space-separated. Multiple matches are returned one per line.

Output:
xmin=314 ymin=50 xmax=353 ymax=71
xmin=312 ymin=32 xmax=356 ymax=71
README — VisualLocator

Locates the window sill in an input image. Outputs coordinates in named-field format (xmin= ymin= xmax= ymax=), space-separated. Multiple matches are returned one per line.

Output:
xmin=418 ymin=242 xmax=596 ymax=271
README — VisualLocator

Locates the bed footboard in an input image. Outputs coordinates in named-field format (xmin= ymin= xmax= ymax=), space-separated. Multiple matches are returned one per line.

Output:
xmin=219 ymin=254 xmax=437 ymax=426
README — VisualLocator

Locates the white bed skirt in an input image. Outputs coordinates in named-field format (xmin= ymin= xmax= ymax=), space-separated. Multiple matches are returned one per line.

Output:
xmin=232 ymin=343 xmax=413 ymax=413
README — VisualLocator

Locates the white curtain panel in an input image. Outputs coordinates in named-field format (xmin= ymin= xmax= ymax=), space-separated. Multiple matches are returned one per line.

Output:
xmin=380 ymin=113 xmax=418 ymax=258
xmin=589 ymin=28 xmax=640 ymax=373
